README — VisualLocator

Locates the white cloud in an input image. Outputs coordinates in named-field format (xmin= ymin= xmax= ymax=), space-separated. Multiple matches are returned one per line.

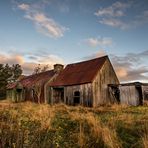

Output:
xmin=17 ymin=3 xmax=68 ymax=38
xmin=18 ymin=3 xmax=30 ymax=10
xmin=0 ymin=52 xmax=64 ymax=75
xmin=94 ymin=1 xmax=130 ymax=17
xmin=0 ymin=53 xmax=24 ymax=64
xmin=25 ymin=12 xmax=68 ymax=38
xmin=84 ymin=37 xmax=113 ymax=47
xmin=116 ymin=67 xmax=127 ymax=78
xmin=29 ymin=54 xmax=64 ymax=65
xmin=110 ymin=50 xmax=148 ymax=82
xmin=94 ymin=1 xmax=131 ymax=29
xmin=95 ymin=1 xmax=148 ymax=30
xmin=99 ymin=18 xmax=128 ymax=29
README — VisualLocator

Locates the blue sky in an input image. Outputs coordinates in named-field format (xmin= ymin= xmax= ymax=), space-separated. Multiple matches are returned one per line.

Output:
xmin=0 ymin=0 xmax=148 ymax=82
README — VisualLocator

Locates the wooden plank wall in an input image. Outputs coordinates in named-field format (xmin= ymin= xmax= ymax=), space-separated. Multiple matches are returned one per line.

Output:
xmin=119 ymin=86 xmax=139 ymax=106
xmin=92 ymin=59 xmax=119 ymax=106
xmin=142 ymin=85 xmax=148 ymax=101
xmin=64 ymin=83 xmax=93 ymax=106
xmin=7 ymin=89 xmax=25 ymax=102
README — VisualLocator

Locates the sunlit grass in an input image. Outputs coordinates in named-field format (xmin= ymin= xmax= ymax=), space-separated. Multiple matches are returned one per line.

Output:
xmin=0 ymin=100 xmax=148 ymax=148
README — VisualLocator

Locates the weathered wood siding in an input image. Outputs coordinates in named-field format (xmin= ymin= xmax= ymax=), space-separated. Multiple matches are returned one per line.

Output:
xmin=7 ymin=89 xmax=25 ymax=102
xmin=6 ymin=89 xmax=15 ymax=101
xmin=64 ymin=83 xmax=93 ymax=106
xmin=119 ymin=86 xmax=139 ymax=106
xmin=142 ymin=85 xmax=148 ymax=101
xmin=92 ymin=59 xmax=119 ymax=106
xmin=46 ymin=74 xmax=59 ymax=104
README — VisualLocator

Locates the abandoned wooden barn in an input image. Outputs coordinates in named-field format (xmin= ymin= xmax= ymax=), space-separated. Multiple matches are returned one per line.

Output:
xmin=7 ymin=64 xmax=63 ymax=103
xmin=108 ymin=82 xmax=148 ymax=106
xmin=49 ymin=56 xmax=119 ymax=107
xmin=7 ymin=55 xmax=147 ymax=107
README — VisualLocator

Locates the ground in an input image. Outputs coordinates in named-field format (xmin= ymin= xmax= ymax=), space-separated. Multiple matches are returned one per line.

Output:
xmin=0 ymin=100 xmax=148 ymax=148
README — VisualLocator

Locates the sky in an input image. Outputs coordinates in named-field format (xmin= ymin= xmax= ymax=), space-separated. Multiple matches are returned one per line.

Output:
xmin=0 ymin=0 xmax=148 ymax=82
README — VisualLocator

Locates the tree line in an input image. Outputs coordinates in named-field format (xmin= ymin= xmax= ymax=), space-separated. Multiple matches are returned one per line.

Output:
xmin=0 ymin=64 xmax=22 ymax=99
xmin=0 ymin=63 xmax=51 ymax=99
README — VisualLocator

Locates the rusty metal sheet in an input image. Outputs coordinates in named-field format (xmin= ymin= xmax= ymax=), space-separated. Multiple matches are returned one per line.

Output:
xmin=50 ymin=56 xmax=107 ymax=86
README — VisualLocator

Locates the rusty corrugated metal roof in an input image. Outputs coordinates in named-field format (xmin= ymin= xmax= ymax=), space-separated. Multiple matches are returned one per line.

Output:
xmin=7 ymin=70 xmax=56 ymax=89
xmin=50 ymin=56 xmax=108 ymax=86
xmin=7 ymin=83 xmax=17 ymax=89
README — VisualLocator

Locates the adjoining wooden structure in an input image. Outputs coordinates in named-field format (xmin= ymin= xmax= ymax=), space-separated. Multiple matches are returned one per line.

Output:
xmin=7 ymin=64 xmax=63 ymax=103
xmin=108 ymin=82 xmax=148 ymax=106
xmin=49 ymin=56 xmax=119 ymax=107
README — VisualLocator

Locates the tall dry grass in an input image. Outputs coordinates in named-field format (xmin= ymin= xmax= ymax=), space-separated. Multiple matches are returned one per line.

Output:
xmin=0 ymin=100 xmax=148 ymax=148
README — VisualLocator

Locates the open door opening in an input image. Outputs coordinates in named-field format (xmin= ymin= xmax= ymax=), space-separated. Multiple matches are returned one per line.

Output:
xmin=73 ymin=91 xmax=80 ymax=105
xmin=136 ymin=86 xmax=143 ymax=105
xmin=108 ymin=85 xmax=120 ymax=103
xmin=53 ymin=87 xmax=64 ymax=103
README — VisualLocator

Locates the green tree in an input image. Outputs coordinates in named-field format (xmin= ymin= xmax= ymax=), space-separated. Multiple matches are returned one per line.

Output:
xmin=12 ymin=64 xmax=22 ymax=80
xmin=0 ymin=64 xmax=22 ymax=99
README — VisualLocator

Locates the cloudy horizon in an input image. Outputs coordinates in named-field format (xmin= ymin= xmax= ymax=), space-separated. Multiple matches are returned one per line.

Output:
xmin=0 ymin=0 xmax=148 ymax=82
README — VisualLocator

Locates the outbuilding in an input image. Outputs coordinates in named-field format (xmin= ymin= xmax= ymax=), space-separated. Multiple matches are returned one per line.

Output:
xmin=50 ymin=56 xmax=119 ymax=107
xmin=7 ymin=64 xmax=63 ymax=103
xmin=108 ymin=82 xmax=148 ymax=106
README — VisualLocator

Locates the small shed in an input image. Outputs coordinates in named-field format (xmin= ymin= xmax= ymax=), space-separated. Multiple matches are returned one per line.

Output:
xmin=7 ymin=81 xmax=24 ymax=102
xmin=50 ymin=56 xmax=119 ymax=107
xmin=108 ymin=82 xmax=148 ymax=106
xmin=7 ymin=64 xmax=63 ymax=103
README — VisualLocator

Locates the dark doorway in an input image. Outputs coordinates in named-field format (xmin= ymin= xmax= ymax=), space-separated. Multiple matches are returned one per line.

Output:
xmin=53 ymin=87 xmax=64 ymax=103
xmin=144 ymin=91 xmax=148 ymax=101
xmin=73 ymin=91 xmax=80 ymax=105
xmin=109 ymin=86 xmax=120 ymax=103
xmin=136 ymin=86 xmax=143 ymax=105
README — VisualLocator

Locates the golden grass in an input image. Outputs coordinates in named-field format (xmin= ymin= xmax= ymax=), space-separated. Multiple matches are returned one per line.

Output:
xmin=0 ymin=100 xmax=148 ymax=148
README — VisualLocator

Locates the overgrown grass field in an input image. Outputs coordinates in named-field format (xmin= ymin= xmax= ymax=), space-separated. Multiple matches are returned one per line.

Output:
xmin=0 ymin=100 xmax=148 ymax=148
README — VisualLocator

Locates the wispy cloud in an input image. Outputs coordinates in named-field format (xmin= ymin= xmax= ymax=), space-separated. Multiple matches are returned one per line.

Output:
xmin=17 ymin=2 xmax=68 ymax=38
xmin=0 ymin=53 xmax=24 ymax=64
xmin=18 ymin=3 xmax=30 ymax=10
xmin=0 ymin=51 xmax=64 ymax=75
xmin=94 ymin=1 xmax=131 ymax=29
xmin=94 ymin=1 xmax=130 ymax=17
xmin=99 ymin=18 xmax=128 ymax=30
xmin=84 ymin=37 xmax=113 ymax=47
xmin=95 ymin=1 xmax=148 ymax=29
xmin=110 ymin=50 xmax=148 ymax=82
